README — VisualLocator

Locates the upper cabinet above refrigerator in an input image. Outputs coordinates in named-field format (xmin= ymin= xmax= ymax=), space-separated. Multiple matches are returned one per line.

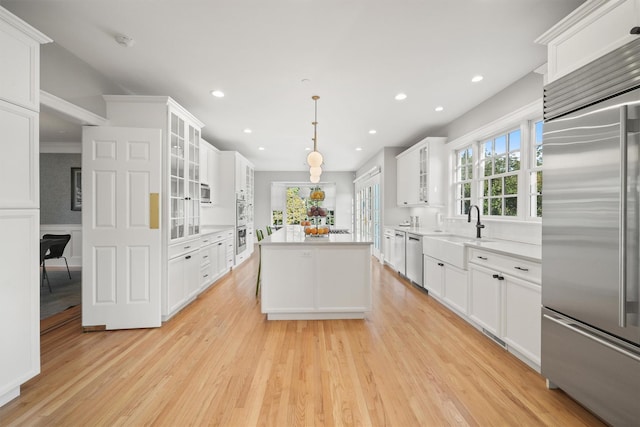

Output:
xmin=536 ymin=0 xmax=640 ymax=83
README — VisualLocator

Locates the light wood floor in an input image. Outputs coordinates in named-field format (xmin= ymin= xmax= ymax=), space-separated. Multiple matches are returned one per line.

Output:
xmin=1 ymin=250 xmax=604 ymax=426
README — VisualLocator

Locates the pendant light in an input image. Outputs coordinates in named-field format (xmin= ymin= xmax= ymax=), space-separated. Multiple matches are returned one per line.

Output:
xmin=307 ymin=96 xmax=324 ymax=175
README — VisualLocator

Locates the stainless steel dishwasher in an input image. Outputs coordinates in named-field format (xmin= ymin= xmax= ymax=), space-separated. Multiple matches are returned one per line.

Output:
xmin=406 ymin=233 xmax=423 ymax=287
xmin=393 ymin=230 xmax=406 ymax=276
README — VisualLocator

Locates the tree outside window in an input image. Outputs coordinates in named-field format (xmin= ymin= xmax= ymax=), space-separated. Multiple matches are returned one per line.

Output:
xmin=480 ymin=129 xmax=520 ymax=217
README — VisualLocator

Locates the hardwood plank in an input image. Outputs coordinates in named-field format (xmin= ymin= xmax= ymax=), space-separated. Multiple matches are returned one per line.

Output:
xmin=0 ymin=250 xmax=605 ymax=426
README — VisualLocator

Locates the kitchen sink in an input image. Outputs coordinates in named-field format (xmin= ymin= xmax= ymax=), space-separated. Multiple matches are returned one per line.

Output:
xmin=423 ymin=234 xmax=493 ymax=269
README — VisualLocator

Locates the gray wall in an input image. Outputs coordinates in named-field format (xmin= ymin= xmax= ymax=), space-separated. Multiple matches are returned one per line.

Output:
xmin=254 ymin=171 xmax=355 ymax=234
xmin=40 ymin=153 xmax=81 ymax=224
xmin=435 ymin=72 xmax=543 ymax=141
xmin=355 ymin=147 xmax=405 ymax=227
xmin=41 ymin=43 xmax=128 ymax=117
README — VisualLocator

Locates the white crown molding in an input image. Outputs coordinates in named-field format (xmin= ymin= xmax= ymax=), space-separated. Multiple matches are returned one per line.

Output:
xmin=0 ymin=6 xmax=52 ymax=44
xmin=40 ymin=90 xmax=109 ymax=126
xmin=40 ymin=142 xmax=82 ymax=154
xmin=535 ymin=0 xmax=614 ymax=45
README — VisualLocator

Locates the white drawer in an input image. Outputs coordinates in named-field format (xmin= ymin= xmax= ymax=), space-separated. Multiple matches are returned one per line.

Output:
xmin=169 ymin=239 xmax=200 ymax=259
xmin=468 ymin=248 xmax=541 ymax=284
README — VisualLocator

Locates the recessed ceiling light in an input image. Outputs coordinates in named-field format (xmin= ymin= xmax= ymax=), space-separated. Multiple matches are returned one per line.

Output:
xmin=258 ymin=147 xmax=265 ymax=151
xmin=395 ymin=93 xmax=407 ymax=101
xmin=304 ymin=147 xmax=311 ymax=151
xmin=355 ymin=147 xmax=363 ymax=151
xmin=369 ymin=129 xmax=377 ymax=134
xmin=435 ymin=106 xmax=444 ymax=112
xmin=243 ymin=128 xmax=252 ymax=134
xmin=471 ymin=75 xmax=483 ymax=83
xmin=210 ymin=90 xmax=225 ymax=97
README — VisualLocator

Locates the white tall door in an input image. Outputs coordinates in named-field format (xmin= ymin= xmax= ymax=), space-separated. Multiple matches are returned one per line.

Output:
xmin=82 ymin=126 xmax=162 ymax=329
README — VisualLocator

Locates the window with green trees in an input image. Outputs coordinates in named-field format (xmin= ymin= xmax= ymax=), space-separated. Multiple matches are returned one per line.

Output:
xmin=451 ymin=116 xmax=542 ymax=221
xmin=480 ymin=129 xmax=521 ymax=216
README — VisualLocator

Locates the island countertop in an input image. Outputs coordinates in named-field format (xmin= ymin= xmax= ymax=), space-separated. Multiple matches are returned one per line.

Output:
xmin=259 ymin=225 xmax=372 ymax=246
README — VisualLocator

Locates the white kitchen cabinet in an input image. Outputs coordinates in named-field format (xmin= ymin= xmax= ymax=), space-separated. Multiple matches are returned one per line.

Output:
xmin=468 ymin=247 xmax=541 ymax=370
xmin=504 ymin=275 xmax=541 ymax=367
xmin=469 ymin=264 xmax=502 ymax=337
xmin=537 ymin=0 xmax=640 ymax=83
xmin=383 ymin=228 xmax=395 ymax=267
xmin=0 ymin=102 xmax=39 ymax=209
xmin=0 ymin=7 xmax=50 ymax=408
xmin=167 ymin=242 xmax=200 ymax=317
xmin=396 ymin=149 xmax=419 ymax=206
xmin=396 ymin=137 xmax=446 ymax=207
xmin=103 ymin=95 xmax=205 ymax=321
xmin=423 ymin=255 xmax=443 ymax=298
xmin=200 ymin=228 xmax=234 ymax=291
xmin=424 ymin=254 xmax=468 ymax=315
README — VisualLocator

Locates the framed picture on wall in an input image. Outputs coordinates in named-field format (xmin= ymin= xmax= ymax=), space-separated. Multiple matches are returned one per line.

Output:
xmin=71 ymin=167 xmax=82 ymax=211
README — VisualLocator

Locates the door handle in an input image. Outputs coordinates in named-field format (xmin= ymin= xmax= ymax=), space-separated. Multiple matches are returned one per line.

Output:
xmin=544 ymin=314 xmax=640 ymax=362
xmin=149 ymin=193 xmax=159 ymax=229
xmin=620 ymin=105 xmax=628 ymax=328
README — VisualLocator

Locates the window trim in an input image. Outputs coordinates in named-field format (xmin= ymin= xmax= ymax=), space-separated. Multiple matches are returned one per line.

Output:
xmin=447 ymin=99 xmax=542 ymax=222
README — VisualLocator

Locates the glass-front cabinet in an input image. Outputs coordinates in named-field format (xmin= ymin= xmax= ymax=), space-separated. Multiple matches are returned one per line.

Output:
xmin=169 ymin=113 xmax=200 ymax=241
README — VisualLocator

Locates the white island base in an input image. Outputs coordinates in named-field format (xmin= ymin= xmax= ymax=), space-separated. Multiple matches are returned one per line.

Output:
xmin=259 ymin=226 xmax=372 ymax=320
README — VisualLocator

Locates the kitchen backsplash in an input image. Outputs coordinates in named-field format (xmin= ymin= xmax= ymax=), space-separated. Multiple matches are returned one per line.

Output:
xmin=407 ymin=206 xmax=541 ymax=245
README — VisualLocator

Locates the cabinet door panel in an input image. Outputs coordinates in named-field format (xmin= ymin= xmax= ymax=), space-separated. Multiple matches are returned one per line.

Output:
xmin=0 ymin=210 xmax=39 ymax=399
xmin=443 ymin=265 xmax=468 ymax=315
xmin=0 ymin=104 xmax=38 ymax=208
xmin=423 ymin=256 xmax=443 ymax=298
xmin=469 ymin=265 xmax=502 ymax=336
xmin=504 ymin=277 xmax=541 ymax=365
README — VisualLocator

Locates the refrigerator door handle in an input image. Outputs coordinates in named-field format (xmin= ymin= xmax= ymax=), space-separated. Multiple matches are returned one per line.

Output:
xmin=544 ymin=314 xmax=640 ymax=363
xmin=619 ymin=106 xmax=628 ymax=328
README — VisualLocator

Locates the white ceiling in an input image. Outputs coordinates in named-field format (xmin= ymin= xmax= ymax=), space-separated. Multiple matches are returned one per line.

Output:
xmin=3 ymin=0 xmax=584 ymax=172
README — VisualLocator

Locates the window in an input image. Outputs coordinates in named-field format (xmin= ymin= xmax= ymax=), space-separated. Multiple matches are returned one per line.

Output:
xmin=449 ymin=103 xmax=542 ymax=222
xmin=480 ymin=129 xmax=520 ymax=217
xmin=454 ymin=145 xmax=473 ymax=216
xmin=529 ymin=120 xmax=543 ymax=217
xmin=270 ymin=182 xmax=336 ymax=226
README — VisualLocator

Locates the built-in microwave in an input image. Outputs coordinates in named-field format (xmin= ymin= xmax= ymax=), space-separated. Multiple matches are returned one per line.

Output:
xmin=201 ymin=184 xmax=211 ymax=204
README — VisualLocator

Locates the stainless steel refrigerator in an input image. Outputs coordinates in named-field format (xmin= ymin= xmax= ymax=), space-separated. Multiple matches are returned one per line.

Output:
xmin=542 ymin=38 xmax=640 ymax=426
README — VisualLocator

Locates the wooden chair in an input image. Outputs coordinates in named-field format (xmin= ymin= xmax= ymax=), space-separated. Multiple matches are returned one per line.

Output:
xmin=266 ymin=226 xmax=272 ymax=235
xmin=255 ymin=229 xmax=264 ymax=298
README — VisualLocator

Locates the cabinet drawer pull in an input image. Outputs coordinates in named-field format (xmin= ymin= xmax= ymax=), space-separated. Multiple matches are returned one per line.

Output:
xmin=497 ymin=275 xmax=505 ymax=281
xmin=203 ymin=274 xmax=209 ymax=278
xmin=477 ymin=256 xmax=488 ymax=260
xmin=492 ymin=274 xmax=500 ymax=279
xmin=218 ymin=242 xmax=223 ymax=246
xmin=185 ymin=255 xmax=191 ymax=260
xmin=184 ymin=246 xmax=191 ymax=249
xmin=203 ymin=255 xmax=208 ymax=259
xmin=437 ymin=262 xmax=444 ymax=267
xmin=514 ymin=266 xmax=529 ymax=272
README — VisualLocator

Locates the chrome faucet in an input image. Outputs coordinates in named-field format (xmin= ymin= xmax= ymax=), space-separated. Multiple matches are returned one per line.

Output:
xmin=467 ymin=204 xmax=485 ymax=238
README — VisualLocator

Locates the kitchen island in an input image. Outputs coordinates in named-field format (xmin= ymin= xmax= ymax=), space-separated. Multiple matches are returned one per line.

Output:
xmin=258 ymin=225 xmax=373 ymax=320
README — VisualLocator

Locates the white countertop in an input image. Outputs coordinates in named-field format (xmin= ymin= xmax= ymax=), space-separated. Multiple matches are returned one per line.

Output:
xmin=200 ymin=225 xmax=235 ymax=234
xmin=260 ymin=225 xmax=372 ymax=246
xmin=464 ymin=239 xmax=541 ymax=262
xmin=387 ymin=225 xmax=541 ymax=262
